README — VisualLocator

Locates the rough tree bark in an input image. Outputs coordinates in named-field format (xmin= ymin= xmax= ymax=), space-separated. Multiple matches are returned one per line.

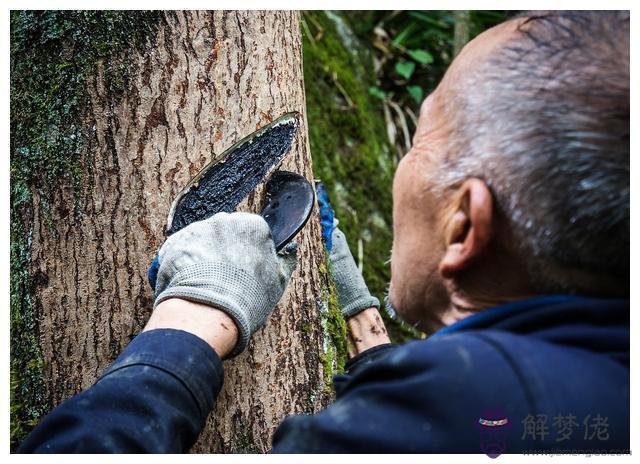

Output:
xmin=27 ymin=11 xmax=334 ymax=452
xmin=453 ymin=11 xmax=472 ymax=56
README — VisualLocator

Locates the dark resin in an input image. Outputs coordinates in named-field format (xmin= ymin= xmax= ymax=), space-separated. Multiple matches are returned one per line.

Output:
xmin=167 ymin=115 xmax=298 ymax=235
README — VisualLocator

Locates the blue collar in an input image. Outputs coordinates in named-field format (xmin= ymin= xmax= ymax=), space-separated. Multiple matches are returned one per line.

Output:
xmin=431 ymin=294 xmax=589 ymax=338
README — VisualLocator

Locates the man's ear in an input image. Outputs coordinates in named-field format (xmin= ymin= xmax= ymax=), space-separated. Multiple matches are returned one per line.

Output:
xmin=439 ymin=178 xmax=493 ymax=279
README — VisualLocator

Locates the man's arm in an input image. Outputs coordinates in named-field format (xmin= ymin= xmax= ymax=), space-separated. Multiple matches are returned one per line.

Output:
xmin=143 ymin=298 xmax=238 ymax=356
xmin=315 ymin=182 xmax=392 ymax=358
xmin=325 ymin=224 xmax=398 ymax=380
xmin=18 ymin=299 xmax=236 ymax=453
xmin=346 ymin=307 xmax=390 ymax=356
xmin=18 ymin=328 xmax=222 ymax=452
xmin=18 ymin=212 xmax=295 ymax=453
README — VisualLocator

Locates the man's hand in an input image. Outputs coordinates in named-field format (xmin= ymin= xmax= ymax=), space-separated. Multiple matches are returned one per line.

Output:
xmin=151 ymin=211 xmax=298 ymax=357
xmin=329 ymin=222 xmax=381 ymax=316
xmin=317 ymin=182 xmax=379 ymax=317
xmin=316 ymin=182 xmax=390 ymax=355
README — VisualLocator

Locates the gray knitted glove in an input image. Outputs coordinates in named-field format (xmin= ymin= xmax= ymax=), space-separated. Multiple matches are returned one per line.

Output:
xmin=329 ymin=219 xmax=380 ymax=318
xmin=154 ymin=212 xmax=298 ymax=357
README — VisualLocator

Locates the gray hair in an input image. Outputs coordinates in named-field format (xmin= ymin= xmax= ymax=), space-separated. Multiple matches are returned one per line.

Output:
xmin=437 ymin=11 xmax=629 ymax=294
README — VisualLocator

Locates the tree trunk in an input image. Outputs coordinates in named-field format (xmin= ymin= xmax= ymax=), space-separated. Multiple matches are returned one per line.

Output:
xmin=453 ymin=11 xmax=472 ymax=56
xmin=25 ymin=11 xmax=334 ymax=452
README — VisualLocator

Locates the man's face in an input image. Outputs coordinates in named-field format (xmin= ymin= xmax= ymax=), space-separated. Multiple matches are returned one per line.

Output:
xmin=389 ymin=95 xmax=450 ymax=333
xmin=388 ymin=19 xmax=522 ymax=332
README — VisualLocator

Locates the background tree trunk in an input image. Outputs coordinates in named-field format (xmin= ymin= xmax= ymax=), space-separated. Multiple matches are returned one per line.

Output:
xmin=453 ymin=10 xmax=472 ymax=56
xmin=22 ymin=11 xmax=334 ymax=452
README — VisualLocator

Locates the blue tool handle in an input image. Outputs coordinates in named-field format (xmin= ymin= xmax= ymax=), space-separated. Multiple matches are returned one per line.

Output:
xmin=315 ymin=181 xmax=335 ymax=252
xmin=148 ymin=253 xmax=160 ymax=291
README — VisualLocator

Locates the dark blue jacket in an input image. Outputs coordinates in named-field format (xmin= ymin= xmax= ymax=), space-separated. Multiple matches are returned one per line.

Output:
xmin=18 ymin=295 xmax=630 ymax=454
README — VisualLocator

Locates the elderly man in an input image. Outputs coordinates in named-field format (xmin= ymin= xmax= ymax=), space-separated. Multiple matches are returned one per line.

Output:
xmin=20 ymin=11 xmax=629 ymax=453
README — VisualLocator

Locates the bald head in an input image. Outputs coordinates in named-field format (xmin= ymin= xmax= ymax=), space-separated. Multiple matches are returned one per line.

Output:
xmin=390 ymin=11 xmax=629 ymax=330
xmin=436 ymin=11 xmax=630 ymax=294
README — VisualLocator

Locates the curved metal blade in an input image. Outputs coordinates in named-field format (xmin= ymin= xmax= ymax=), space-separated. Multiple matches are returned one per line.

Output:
xmin=261 ymin=171 xmax=315 ymax=251
xmin=166 ymin=112 xmax=299 ymax=236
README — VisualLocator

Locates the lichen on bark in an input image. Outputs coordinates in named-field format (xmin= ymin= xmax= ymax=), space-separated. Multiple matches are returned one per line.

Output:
xmin=318 ymin=260 xmax=348 ymax=392
xmin=10 ymin=10 xmax=162 ymax=448
xmin=13 ymin=11 xmax=333 ymax=454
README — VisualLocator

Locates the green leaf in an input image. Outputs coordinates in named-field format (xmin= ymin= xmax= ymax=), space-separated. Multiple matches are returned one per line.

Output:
xmin=395 ymin=61 xmax=415 ymax=80
xmin=392 ymin=23 xmax=416 ymax=46
xmin=407 ymin=85 xmax=424 ymax=103
xmin=408 ymin=11 xmax=452 ymax=28
xmin=368 ymin=86 xmax=386 ymax=100
xmin=407 ymin=49 xmax=434 ymax=65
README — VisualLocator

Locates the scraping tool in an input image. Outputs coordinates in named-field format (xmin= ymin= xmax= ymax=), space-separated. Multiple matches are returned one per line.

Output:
xmin=164 ymin=112 xmax=314 ymax=250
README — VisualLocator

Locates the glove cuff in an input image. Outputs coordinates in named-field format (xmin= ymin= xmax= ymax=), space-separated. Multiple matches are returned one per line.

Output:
xmin=341 ymin=295 xmax=380 ymax=318
xmin=154 ymin=262 xmax=271 ymax=357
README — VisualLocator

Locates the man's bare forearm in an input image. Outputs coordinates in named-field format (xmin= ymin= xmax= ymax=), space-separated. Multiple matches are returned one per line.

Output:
xmin=346 ymin=307 xmax=391 ymax=357
xmin=144 ymin=298 xmax=239 ymax=359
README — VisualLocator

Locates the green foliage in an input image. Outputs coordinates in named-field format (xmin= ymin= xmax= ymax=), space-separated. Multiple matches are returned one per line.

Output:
xmin=368 ymin=86 xmax=387 ymax=100
xmin=302 ymin=12 xmax=416 ymax=342
xmin=348 ymin=11 xmax=510 ymax=113
xmin=407 ymin=49 xmax=434 ymax=65
xmin=407 ymin=85 xmax=424 ymax=103
xmin=302 ymin=12 xmax=392 ymax=234
xmin=10 ymin=10 xmax=162 ymax=449
xmin=303 ymin=11 xmax=509 ymax=342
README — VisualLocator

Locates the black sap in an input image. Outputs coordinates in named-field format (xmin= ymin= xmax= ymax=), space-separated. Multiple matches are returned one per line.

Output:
xmin=167 ymin=114 xmax=298 ymax=236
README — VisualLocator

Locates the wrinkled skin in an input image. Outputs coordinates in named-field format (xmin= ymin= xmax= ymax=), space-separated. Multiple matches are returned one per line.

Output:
xmin=389 ymin=18 xmax=532 ymax=333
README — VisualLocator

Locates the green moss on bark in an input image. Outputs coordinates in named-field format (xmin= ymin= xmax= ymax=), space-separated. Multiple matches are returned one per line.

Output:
xmin=318 ymin=261 xmax=348 ymax=393
xmin=302 ymin=12 xmax=415 ymax=342
xmin=10 ymin=197 xmax=47 ymax=446
xmin=10 ymin=11 xmax=162 ymax=448
xmin=10 ymin=11 xmax=162 ymax=198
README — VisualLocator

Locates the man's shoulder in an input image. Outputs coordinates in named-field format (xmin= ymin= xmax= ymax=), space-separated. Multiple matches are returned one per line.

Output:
xmin=274 ymin=329 xmax=628 ymax=453
xmin=365 ymin=328 xmax=628 ymax=424
xmin=370 ymin=330 xmax=528 ymax=381
xmin=274 ymin=332 xmax=533 ymax=453
xmin=373 ymin=328 xmax=626 ymax=393
xmin=340 ymin=331 xmax=538 ymax=418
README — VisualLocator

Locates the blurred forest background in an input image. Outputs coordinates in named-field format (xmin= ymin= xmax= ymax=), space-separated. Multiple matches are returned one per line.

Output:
xmin=10 ymin=10 xmax=510 ymax=446
xmin=302 ymin=11 xmax=509 ymax=339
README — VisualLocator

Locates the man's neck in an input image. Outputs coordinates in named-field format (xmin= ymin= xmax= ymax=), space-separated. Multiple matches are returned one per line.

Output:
xmin=440 ymin=283 xmax=536 ymax=330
